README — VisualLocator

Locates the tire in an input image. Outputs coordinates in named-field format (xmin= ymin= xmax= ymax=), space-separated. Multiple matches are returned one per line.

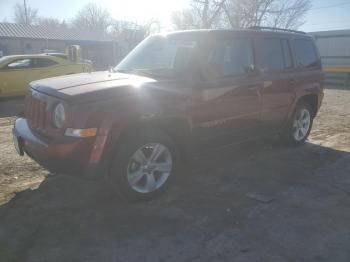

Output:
xmin=107 ymin=127 xmax=179 ymax=201
xmin=283 ymin=102 xmax=314 ymax=146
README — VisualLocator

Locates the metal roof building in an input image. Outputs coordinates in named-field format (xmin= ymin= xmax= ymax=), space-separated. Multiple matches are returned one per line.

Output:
xmin=0 ymin=23 xmax=113 ymax=42
xmin=0 ymin=23 xmax=117 ymax=70
xmin=310 ymin=30 xmax=350 ymax=87
xmin=310 ymin=29 xmax=350 ymax=68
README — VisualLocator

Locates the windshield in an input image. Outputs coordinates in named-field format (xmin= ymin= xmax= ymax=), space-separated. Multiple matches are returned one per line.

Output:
xmin=115 ymin=35 xmax=198 ymax=78
xmin=0 ymin=56 xmax=10 ymax=66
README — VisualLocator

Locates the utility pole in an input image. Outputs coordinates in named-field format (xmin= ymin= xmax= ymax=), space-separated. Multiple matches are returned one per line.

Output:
xmin=24 ymin=0 xmax=28 ymax=24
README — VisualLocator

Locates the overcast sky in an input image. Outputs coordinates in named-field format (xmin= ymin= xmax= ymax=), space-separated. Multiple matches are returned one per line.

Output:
xmin=0 ymin=0 xmax=349 ymax=32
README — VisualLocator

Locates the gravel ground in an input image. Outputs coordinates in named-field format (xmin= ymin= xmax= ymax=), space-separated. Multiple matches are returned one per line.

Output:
xmin=0 ymin=88 xmax=349 ymax=262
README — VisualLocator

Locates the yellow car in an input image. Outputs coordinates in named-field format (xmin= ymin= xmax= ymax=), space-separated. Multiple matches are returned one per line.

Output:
xmin=0 ymin=53 xmax=92 ymax=97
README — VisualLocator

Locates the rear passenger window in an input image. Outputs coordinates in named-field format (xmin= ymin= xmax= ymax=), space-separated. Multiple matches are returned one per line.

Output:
xmin=281 ymin=39 xmax=293 ymax=69
xmin=259 ymin=38 xmax=285 ymax=72
xmin=32 ymin=58 xmax=58 ymax=68
xmin=294 ymin=39 xmax=318 ymax=68
xmin=207 ymin=38 xmax=254 ymax=78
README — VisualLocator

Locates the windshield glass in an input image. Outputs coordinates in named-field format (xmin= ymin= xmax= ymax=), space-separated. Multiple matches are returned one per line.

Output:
xmin=115 ymin=35 xmax=198 ymax=78
xmin=0 ymin=56 xmax=10 ymax=66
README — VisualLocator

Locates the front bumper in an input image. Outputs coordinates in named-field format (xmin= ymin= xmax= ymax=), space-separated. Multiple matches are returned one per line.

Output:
xmin=13 ymin=118 xmax=101 ymax=178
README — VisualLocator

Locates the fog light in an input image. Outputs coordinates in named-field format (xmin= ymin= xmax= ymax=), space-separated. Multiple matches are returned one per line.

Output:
xmin=65 ymin=128 xmax=97 ymax=137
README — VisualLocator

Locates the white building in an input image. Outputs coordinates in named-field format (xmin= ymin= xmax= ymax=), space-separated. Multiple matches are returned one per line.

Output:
xmin=310 ymin=30 xmax=350 ymax=87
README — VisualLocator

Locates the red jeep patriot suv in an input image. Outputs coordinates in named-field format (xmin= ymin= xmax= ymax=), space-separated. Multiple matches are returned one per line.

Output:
xmin=13 ymin=27 xmax=324 ymax=199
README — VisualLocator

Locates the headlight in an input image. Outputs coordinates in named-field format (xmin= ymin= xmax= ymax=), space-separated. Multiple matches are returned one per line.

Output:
xmin=52 ymin=103 xmax=66 ymax=128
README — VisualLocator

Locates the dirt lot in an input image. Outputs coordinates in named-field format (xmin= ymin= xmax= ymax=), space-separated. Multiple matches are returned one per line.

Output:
xmin=0 ymin=88 xmax=350 ymax=262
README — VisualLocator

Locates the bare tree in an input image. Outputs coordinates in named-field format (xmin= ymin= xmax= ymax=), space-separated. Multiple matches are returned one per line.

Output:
xmin=172 ymin=0 xmax=227 ymax=30
xmin=223 ymin=0 xmax=311 ymax=29
xmin=222 ymin=0 xmax=274 ymax=29
xmin=38 ymin=17 xmax=67 ymax=29
xmin=111 ymin=19 xmax=160 ymax=38
xmin=172 ymin=9 xmax=197 ymax=30
xmin=267 ymin=0 xmax=312 ymax=29
xmin=14 ymin=3 xmax=39 ymax=25
xmin=140 ymin=19 xmax=161 ymax=37
xmin=173 ymin=0 xmax=311 ymax=30
xmin=72 ymin=3 xmax=112 ymax=34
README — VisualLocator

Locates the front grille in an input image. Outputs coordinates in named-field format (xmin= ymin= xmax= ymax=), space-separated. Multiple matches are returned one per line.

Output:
xmin=25 ymin=92 xmax=47 ymax=130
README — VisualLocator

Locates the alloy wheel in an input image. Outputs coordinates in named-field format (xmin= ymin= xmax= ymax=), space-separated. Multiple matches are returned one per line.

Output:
xmin=292 ymin=108 xmax=311 ymax=141
xmin=127 ymin=143 xmax=173 ymax=193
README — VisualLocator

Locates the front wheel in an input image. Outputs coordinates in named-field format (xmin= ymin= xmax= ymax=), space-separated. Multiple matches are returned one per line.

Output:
xmin=107 ymin=128 xmax=178 ymax=200
xmin=283 ymin=102 xmax=314 ymax=146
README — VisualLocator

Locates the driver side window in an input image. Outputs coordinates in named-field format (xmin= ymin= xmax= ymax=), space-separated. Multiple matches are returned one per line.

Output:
xmin=6 ymin=59 xmax=32 ymax=69
xmin=206 ymin=38 xmax=254 ymax=79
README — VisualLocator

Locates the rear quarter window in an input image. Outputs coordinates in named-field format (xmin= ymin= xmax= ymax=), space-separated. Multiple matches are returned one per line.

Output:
xmin=281 ymin=39 xmax=293 ymax=69
xmin=293 ymin=39 xmax=319 ymax=69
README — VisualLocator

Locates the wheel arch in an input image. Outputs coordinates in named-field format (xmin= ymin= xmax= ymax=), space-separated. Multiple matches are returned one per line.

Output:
xmin=281 ymin=92 xmax=319 ymax=135
xmin=104 ymin=117 xmax=193 ymax=169
xmin=297 ymin=94 xmax=319 ymax=117
xmin=129 ymin=117 xmax=192 ymax=159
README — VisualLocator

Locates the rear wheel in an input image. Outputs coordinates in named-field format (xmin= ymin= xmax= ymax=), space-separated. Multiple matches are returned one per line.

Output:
xmin=107 ymin=128 xmax=178 ymax=200
xmin=283 ymin=102 xmax=313 ymax=146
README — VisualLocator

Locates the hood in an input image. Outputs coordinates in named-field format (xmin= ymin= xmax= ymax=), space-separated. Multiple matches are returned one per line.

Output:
xmin=31 ymin=71 xmax=157 ymax=103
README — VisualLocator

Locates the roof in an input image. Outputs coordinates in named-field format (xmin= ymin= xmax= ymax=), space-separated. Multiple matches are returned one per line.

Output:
xmin=1 ymin=54 xmax=57 ymax=59
xmin=309 ymin=29 xmax=350 ymax=38
xmin=0 ymin=54 xmax=67 ymax=67
xmin=166 ymin=28 xmax=311 ymax=39
xmin=0 ymin=54 xmax=69 ymax=64
xmin=0 ymin=23 xmax=113 ymax=42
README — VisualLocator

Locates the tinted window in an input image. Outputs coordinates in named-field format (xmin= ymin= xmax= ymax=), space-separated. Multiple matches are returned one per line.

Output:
xmin=281 ymin=39 xmax=293 ymax=69
xmin=0 ymin=57 xmax=9 ymax=64
xmin=7 ymin=59 xmax=31 ymax=69
xmin=207 ymin=38 xmax=254 ymax=78
xmin=294 ymin=39 xmax=318 ymax=68
xmin=32 ymin=58 xmax=57 ymax=68
xmin=259 ymin=38 xmax=285 ymax=72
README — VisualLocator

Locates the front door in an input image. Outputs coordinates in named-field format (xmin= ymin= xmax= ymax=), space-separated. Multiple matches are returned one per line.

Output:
xmin=0 ymin=58 xmax=33 ymax=96
xmin=190 ymin=37 xmax=263 ymax=149
xmin=0 ymin=58 xmax=52 ymax=96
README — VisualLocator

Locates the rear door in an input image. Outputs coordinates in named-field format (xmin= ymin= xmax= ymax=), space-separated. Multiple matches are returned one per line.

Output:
xmin=255 ymin=37 xmax=296 ymax=134
xmin=291 ymin=37 xmax=323 ymax=94
xmin=191 ymin=36 xmax=263 ymax=148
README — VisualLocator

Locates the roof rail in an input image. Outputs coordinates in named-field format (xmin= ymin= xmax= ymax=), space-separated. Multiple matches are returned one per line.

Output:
xmin=248 ymin=26 xmax=306 ymax=34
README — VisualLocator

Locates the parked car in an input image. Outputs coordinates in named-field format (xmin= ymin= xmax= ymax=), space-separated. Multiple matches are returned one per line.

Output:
xmin=13 ymin=27 xmax=324 ymax=200
xmin=0 ymin=53 xmax=92 ymax=97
